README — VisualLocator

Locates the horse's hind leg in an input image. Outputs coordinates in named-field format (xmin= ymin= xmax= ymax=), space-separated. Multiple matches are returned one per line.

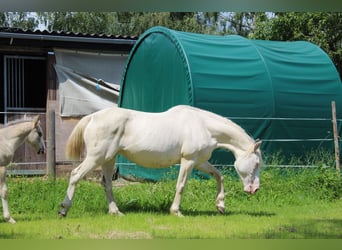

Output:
xmin=0 ymin=167 xmax=16 ymax=224
xmin=59 ymin=157 xmax=98 ymax=217
xmin=101 ymin=159 xmax=123 ymax=216
xmin=195 ymin=161 xmax=225 ymax=214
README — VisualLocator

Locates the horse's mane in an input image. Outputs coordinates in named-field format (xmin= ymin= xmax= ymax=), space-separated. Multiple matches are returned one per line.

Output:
xmin=176 ymin=105 xmax=255 ymax=146
xmin=0 ymin=118 xmax=36 ymax=134
xmin=179 ymin=105 xmax=250 ymax=134
xmin=4 ymin=118 xmax=35 ymax=127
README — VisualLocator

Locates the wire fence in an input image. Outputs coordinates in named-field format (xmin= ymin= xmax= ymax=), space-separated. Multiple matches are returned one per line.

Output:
xmin=1 ymin=111 xmax=341 ymax=176
xmin=228 ymin=116 xmax=342 ymax=142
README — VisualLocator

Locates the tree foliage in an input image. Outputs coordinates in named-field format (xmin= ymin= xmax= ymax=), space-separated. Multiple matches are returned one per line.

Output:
xmin=250 ymin=12 xmax=342 ymax=78
xmin=109 ymin=12 xmax=213 ymax=36
xmin=35 ymin=12 xmax=215 ymax=36
xmin=0 ymin=12 xmax=37 ymax=29
xmin=1 ymin=12 xmax=341 ymax=77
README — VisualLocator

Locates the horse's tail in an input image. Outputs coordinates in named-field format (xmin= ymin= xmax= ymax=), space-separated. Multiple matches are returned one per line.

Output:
xmin=65 ymin=115 xmax=92 ymax=160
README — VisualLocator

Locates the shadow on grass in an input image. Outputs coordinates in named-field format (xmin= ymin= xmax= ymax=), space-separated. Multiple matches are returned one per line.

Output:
xmin=0 ymin=233 xmax=24 ymax=239
xmin=117 ymin=198 xmax=277 ymax=217
xmin=181 ymin=209 xmax=276 ymax=217
xmin=0 ymin=227 xmax=24 ymax=239
xmin=118 ymin=203 xmax=276 ymax=217
xmin=257 ymin=219 xmax=342 ymax=239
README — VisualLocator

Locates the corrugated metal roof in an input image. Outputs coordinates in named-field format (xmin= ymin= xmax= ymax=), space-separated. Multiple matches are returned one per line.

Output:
xmin=0 ymin=27 xmax=137 ymax=51
xmin=0 ymin=27 xmax=138 ymax=40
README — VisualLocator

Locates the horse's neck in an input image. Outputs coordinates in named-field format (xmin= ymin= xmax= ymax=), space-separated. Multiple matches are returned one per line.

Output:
xmin=1 ymin=122 xmax=32 ymax=152
xmin=205 ymin=115 xmax=253 ymax=158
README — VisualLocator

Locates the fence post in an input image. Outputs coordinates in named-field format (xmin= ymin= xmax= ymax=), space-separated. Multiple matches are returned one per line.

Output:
xmin=47 ymin=109 xmax=56 ymax=179
xmin=331 ymin=101 xmax=340 ymax=172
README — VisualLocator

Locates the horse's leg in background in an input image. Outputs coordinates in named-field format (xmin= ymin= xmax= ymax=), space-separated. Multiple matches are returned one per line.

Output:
xmin=59 ymin=157 xmax=99 ymax=217
xmin=0 ymin=166 xmax=16 ymax=224
xmin=170 ymin=158 xmax=194 ymax=217
xmin=101 ymin=159 xmax=123 ymax=216
xmin=195 ymin=161 xmax=225 ymax=214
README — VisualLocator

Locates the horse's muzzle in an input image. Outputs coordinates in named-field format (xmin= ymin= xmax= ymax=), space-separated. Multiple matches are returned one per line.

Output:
xmin=244 ymin=185 xmax=259 ymax=194
xmin=37 ymin=148 xmax=45 ymax=154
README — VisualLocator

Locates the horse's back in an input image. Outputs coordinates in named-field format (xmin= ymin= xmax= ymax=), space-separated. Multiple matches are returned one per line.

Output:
xmin=116 ymin=106 xmax=218 ymax=167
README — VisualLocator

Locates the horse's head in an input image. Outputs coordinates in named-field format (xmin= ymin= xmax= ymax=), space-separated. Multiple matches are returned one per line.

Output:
xmin=27 ymin=115 xmax=46 ymax=154
xmin=234 ymin=140 xmax=262 ymax=194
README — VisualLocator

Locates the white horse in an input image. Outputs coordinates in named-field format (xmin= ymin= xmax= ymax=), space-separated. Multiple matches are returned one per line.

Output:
xmin=59 ymin=105 xmax=262 ymax=217
xmin=0 ymin=116 xmax=46 ymax=223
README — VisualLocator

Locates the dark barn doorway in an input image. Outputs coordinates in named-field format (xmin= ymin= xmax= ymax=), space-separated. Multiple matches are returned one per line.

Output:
xmin=2 ymin=55 xmax=47 ymax=123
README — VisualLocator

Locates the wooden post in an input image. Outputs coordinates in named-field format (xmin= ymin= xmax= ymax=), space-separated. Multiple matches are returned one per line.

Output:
xmin=331 ymin=101 xmax=340 ymax=172
xmin=47 ymin=109 xmax=56 ymax=179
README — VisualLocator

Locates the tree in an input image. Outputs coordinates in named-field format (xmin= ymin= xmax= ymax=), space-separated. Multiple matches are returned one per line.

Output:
xmin=2 ymin=12 xmax=340 ymax=78
xmin=0 ymin=12 xmax=38 ymax=29
xmin=33 ymin=12 xmax=211 ymax=36
xmin=110 ymin=12 xmax=215 ymax=36
xmin=0 ymin=13 xmax=6 ymax=26
xmin=250 ymin=12 xmax=342 ymax=78
xmin=2 ymin=12 xmax=252 ymax=36
xmin=36 ymin=12 xmax=116 ymax=34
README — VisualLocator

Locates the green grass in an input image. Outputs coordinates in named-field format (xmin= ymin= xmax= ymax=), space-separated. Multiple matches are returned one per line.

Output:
xmin=2 ymin=201 xmax=341 ymax=239
xmin=0 ymin=164 xmax=341 ymax=239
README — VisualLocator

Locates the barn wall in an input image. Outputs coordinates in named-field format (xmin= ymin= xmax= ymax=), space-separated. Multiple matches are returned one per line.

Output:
xmin=0 ymin=37 xmax=135 ymax=175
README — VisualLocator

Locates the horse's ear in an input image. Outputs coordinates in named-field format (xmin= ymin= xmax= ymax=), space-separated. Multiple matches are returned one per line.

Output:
xmin=32 ymin=115 xmax=40 ymax=127
xmin=254 ymin=139 xmax=262 ymax=152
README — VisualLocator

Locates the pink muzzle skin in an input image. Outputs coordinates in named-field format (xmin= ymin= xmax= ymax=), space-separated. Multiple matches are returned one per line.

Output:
xmin=244 ymin=184 xmax=260 ymax=194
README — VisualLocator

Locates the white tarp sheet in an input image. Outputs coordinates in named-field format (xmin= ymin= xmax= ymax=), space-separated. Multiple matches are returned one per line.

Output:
xmin=54 ymin=48 xmax=128 ymax=117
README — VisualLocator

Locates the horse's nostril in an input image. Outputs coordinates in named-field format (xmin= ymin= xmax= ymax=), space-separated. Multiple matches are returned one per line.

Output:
xmin=37 ymin=148 xmax=45 ymax=154
xmin=251 ymin=187 xmax=259 ymax=194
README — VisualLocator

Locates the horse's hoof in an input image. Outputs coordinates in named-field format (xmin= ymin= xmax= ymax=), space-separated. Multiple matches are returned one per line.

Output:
xmin=58 ymin=210 xmax=67 ymax=217
xmin=7 ymin=217 xmax=16 ymax=224
xmin=170 ymin=210 xmax=184 ymax=217
xmin=217 ymin=206 xmax=225 ymax=214
xmin=109 ymin=211 xmax=125 ymax=216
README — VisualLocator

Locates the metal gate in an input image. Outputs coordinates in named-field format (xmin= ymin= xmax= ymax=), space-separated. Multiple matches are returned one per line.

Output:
xmin=3 ymin=55 xmax=46 ymax=123
xmin=3 ymin=55 xmax=47 ymax=175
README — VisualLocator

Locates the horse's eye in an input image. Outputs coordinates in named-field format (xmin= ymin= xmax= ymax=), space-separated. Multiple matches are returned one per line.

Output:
xmin=38 ymin=131 xmax=42 ymax=137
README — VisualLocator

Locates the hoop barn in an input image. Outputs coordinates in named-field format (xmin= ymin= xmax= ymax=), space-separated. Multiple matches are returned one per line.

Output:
xmin=118 ymin=26 xmax=342 ymax=180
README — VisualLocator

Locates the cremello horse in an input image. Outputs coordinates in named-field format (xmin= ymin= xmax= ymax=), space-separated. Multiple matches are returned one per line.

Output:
xmin=0 ymin=116 xmax=46 ymax=223
xmin=60 ymin=105 xmax=262 ymax=217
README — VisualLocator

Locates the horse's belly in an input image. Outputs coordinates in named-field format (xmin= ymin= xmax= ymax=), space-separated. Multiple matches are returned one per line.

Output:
xmin=119 ymin=149 xmax=180 ymax=168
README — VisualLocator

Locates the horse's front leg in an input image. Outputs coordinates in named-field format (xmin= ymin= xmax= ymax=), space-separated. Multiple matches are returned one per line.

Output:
xmin=101 ymin=159 xmax=123 ymax=216
xmin=170 ymin=158 xmax=194 ymax=217
xmin=0 ymin=166 xmax=16 ymax=224
xmin=196 ymin=162 xmax=225 ymax=214
xmin=59 ymin=157 xmax=98 ymax=217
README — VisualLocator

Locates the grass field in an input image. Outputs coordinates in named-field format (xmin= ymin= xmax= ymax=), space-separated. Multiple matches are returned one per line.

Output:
xmin=0 ymin=163 xmax=341 ymax=239
xmin=0 ymin=144 xmax=342 ymax=239
xmin=1 ymin=198 xmax=341 ymax=239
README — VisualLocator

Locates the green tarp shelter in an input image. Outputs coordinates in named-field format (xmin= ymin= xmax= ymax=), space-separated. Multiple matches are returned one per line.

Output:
xmin=117 ymin=26 xmax=342 ymax=181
